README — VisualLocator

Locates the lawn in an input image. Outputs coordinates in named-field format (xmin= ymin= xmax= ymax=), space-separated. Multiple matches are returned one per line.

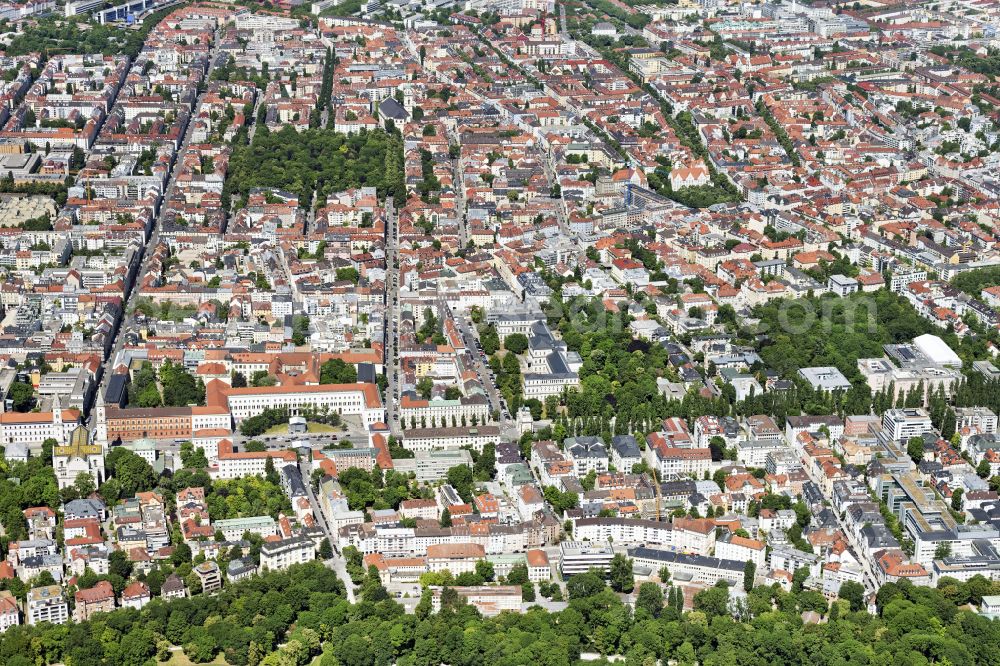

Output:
xmin=263 ymin=421 xmax=340 ymax=435
xmin=160 ymin=649 xmax=229 ymax=666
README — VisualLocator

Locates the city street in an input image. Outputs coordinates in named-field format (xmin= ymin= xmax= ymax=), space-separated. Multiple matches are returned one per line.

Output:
xmin=298 ymin=456 xmax=356 ymax=602
xmin=450 ymin=307 xmax=520 ymax=441
xmin=87 ymin=29 xmax=226 ymax=428
xmin=383 ymin=197 xmax=401 ymax=437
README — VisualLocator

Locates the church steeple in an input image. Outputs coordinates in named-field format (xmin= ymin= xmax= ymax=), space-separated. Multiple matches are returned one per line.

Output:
xmin=52 ymin=393 xmax=63 ymax=443
xmin=95 ymin=400 xmax=108 ymax=449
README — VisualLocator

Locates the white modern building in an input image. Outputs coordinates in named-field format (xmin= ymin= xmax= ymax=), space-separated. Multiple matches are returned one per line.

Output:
xmin=27 ymin=585 xmax=68 ymax=626
xmin=913 ymin=334 xmax=961 ymax=367
xmin=798 ymin=366 xmax=853 ymax=393
xmin=882 ymin=408 xmax=934 ymax=442
xmin=559 ymin=541 xmax=615 ymax=576
xmin=956 ymin=407 xmax=998 ymax=435
xmin=828 ymin=274 xmax=859 ymax=297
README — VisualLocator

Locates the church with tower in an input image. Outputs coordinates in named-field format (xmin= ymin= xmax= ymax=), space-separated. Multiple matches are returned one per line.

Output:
xmin=53 ymin=420 xmax=105 ymax=490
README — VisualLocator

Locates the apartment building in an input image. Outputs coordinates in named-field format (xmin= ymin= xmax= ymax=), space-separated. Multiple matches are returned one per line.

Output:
xmin=260 ymin=536 xmax=315 ymax=572
xmin=956 ymin=407 xmax=998 ymax=435
xmin=161 ymin=574 xmax=187 ymax=600
xmin=194 ymin=562 xmax=223 ymax=594
xmin=401 ymin=425 xmax=501 ymax=452
xmin=714 ymin=531 xmax=766 ymax=569
xmin=610 ymin=435 xmax=642 ymax=472
xmin=399 ymin=498 xmax=439 ymax=521
xmin=324 ymin=447 xmax=379 ymax=474
xmin=565 ymin=437 xmax=609 ymax=476
xmin=526 ymin=549 xmax=550 ymax=582
xmin=121 ymin=581 xmax=151 ymax=610
xmin=426 ymin=543 xmax=486 ymax=574
xmin=27 ymin=585 xmax=68 ymax=625
xmin=73 ymin=580 xmax=115 ymax=622
xmin=736 ymin=439 xmax=789 ymax=467
xmin=214 ymin=440 xmax=298 ymax=480
xmin=363 ymin=553 xmax=428 ymax=584
xmin=213 ymin=516 xmax=277 ymax=541
xmin=0 ymin=591 xmax=19 ymax=633
xmin=693 ymin=415 xmax=742 ymax=448
xmin=22 ymin=507 xmax=57 ymax=541
xmin=573 ymin=517 xmax=716 ymax=555
xmin=399 ymin=394 xmax=490 ymax=428
xmin=785 ymin=415 xmax=845 ymax=443
xmin=646 ymin=441 xmax=712 ymax=478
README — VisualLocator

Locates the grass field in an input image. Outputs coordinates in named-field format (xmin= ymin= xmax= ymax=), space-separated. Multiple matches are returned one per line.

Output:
xmin=263 ymin=421 xmax=340 ymax=435
xmin=160 ymin=649 xmax=229 ymax=666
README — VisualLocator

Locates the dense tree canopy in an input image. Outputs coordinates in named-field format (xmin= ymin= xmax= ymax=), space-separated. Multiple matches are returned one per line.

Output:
xmin=224 ymin=126 xmax=405 ymax=209
xmin=339 ymin=466 xmax=428 ymax=511
xmin=320 ymin=358 xmax=358 ymax=384
xmin=160 ymin=359 xmax=206 ymax=407
xmin=2 ymin=545 xmax=1000 ymax=666
xmin=503 ymin=333 xmax=529 ymax=355
xmin=5 ymin=8 xmax=175 ymax=58
xmin=240 ymin=407 xmax=290 ymax=437
xmin=6 ymin=381 xmax=34 ymax=412
xmin=0 ymin=454 xmax=59 ymax=543
xmin=206 ymin=475 xmax=292 ymax=520
xmin=951 ymin=265 xmax=1000 ymax=298
xmin=99 ymin=449 xmax=158 ymax=504
xmin=128 ymin=361 xmax=162 ymax=409
xmin=0 ymin=561 xmax=344 ymax=666
xmin=752 ymin=290 xmax=939 ymax=380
